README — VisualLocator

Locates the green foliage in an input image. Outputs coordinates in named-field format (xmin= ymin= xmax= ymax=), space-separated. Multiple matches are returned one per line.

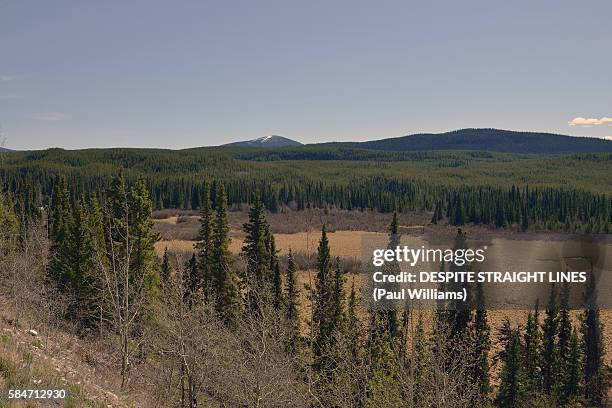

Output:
xmin=561 ymin=328 xmax=582 ymax=405
xmin=210 ymin=185 xmax=242 ymax=326
xmin=496 ymin=328 xmax=525 ymax=408
xmin=446 ymin=229 xmax=472 ymax=341
xmin=0 ymin=193 xmax=19 ymax=249
xmin=312 ymin=225 xmax=334 ymax=373
xmin=366 ymin=332 xmax=402 ymax=408
xmin=1 ymin=147 xmax=610 ymax=234
xmin=284 ymin=249 xmax=300 ymax=353
xmin=194 ymin=180 xmax=213 ymax=300
xmin=581 ymin=270 xmax=605 ymax=406
xmin=270 ymin=233 xmax=283 ymax=312
xmin=542 ymin=284 xmax=559 ymax=397
xmin=186 ymin=253 xmax=198 ymax=300
xmin=523 ymin=305 xmax=543 ymax=396
xmin=242 ymin=193 xmax=271 ymax=312
xmin=472 ymin=281 xmax=491 ymax=402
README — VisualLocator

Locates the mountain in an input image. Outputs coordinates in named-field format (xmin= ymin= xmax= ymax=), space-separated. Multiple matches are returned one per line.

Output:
xmin=223 ymin=135 xmax=303 ymax=148
xmin=316 ymin=128 xmax=612 ymax=154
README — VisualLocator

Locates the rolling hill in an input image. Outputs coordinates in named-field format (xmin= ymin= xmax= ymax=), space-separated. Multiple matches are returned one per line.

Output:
xmin=316 ymin=128 xmax=612 ymax=154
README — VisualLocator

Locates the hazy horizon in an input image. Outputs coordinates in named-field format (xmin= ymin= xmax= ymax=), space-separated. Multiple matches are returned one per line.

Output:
xmin=2 ymin=1 xmax=611 ymax=150
xmin=1 ymin=127 xmax=611 ymax=151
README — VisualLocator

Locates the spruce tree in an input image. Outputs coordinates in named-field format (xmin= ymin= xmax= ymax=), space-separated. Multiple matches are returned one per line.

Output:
xmin=128 ymin=178 xmax=161 ymax=300
xmin=88 ymin=194 xmax=107 ymax=266
xmin=371 ymin=212 xmax=401 ymax=342
xmin=0 ymin=193 xmax=19 ymax=248
xmin=270 ymin=233 xmax=283 ymax=312
xmin=50 ymin=174 xmax=70 ymax=242
xmin=431 ymin=200 xmax=443 ymax=224
xmin=366 ymin=332 xmax=402 ymax=408
xmin=210 ymin=185 xmax=242 ymax=326
xmin=542 ymin=284 xmax=559 ymax=397
xmin=285 ymin=249 xmax=300 ymax=353
xmin=557 ymin=281 xmax=572 ymax=397
xmin=523 ymin=303 xmax=543 ymax=396
xmin=496 ymin=328 xmax=524 ymax=408
xmin=312 ymin=225 xmax=334 ymax=373
xmin=49 ymin=174 xmax=72 ymax=285
xmin=472 ymin=280 xmax=491 ymax=402
xmin=581 ymin=269 xmax=605 ymax=406
xmin=451 ymin=194 xmax=465 ymax=226
xmin=73 ymin=199 xmax=103 ymax=327
xmin=242 ymin=192 xmax=270 ymax=311
xmin=520 ymin=204 xmax=529 ymax=232
xmin=330 ymin=258 xmax=345 ymax=331
xmin=448 ymin=229 xmax=472 ymax=340
xmin=561 ymin=328 xmax=582 ymax=405
xmin=107 ymin=170 xmax=127 ymax=242
xmin=186 ymin=253 xmax=198 ymax=300
xmin=195 ymin=180 xmax=213 ymax=300
xmin=345 ymin=277 xmax=361 ymax=362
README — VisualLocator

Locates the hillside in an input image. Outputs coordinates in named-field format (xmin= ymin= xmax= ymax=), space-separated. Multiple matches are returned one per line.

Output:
xmin=317 ymin=128 xmax=612 ymax=154
xmin=223 ymin=135 xmax=302 ymax=148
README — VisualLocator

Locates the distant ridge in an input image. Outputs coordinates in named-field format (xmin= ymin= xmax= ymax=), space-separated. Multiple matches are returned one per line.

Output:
xmin=316 ymin=128 xmax=612 ymax=154
xmin=223 ymin=135 xmax=302 ymax=148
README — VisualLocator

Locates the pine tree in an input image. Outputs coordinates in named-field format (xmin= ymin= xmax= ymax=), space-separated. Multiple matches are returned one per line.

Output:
xmin=210 ymin=185 xmax=242 ymax=326
xmin=195 ymin=180 xmax=213 ymax=300
xmin=284 ymin=249 xmax=300 ymax=354
xmin=542 ymin=284 xmax=559 ymax=397
xmin=581 ymin=269 xmax=605 ymax=406
xmin=496 ymin=328 xmax=524 ymax=408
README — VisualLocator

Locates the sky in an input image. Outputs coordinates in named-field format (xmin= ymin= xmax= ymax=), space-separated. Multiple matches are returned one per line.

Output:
xmin=1 ymin=0 xmax=611 ymax=150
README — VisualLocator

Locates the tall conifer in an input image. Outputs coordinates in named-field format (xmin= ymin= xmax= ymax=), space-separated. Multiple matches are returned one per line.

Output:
xmin=211 ymin=185 xmax=242 ymax=326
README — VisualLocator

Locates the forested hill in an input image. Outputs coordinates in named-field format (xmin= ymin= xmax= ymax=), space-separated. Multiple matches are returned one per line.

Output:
xmin=315 ymin=128 xmax=612 ymax=154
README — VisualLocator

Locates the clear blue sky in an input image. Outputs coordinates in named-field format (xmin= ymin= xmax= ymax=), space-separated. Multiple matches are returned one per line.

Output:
xmin=1 ymin=0 xmax=611 ymax=150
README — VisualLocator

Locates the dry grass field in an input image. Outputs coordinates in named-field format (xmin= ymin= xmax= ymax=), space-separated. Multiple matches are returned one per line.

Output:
xmin=153 ymin=210 xmax=612 ymax=369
